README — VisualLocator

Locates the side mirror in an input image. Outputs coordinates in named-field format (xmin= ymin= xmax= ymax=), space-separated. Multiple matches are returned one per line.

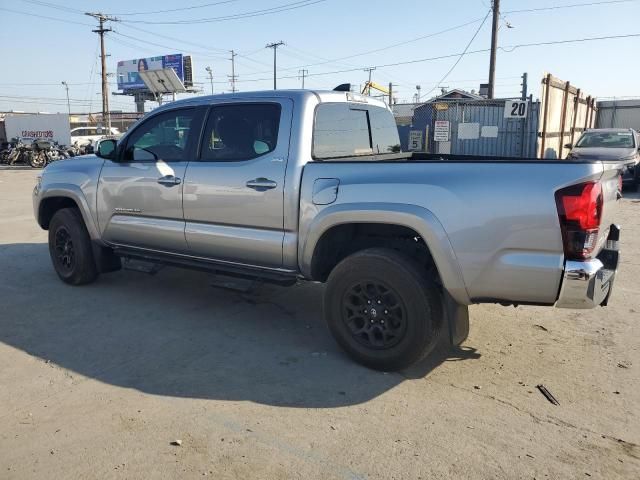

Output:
xmin=564 ymin=143 xmax=573 ymax=149
xmin=96 ymin=139 xmax=117 ymax=159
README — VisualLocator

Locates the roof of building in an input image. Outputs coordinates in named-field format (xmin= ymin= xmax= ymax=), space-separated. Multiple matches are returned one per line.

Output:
xmin=427 ymin=89 xmax=484 ymax=101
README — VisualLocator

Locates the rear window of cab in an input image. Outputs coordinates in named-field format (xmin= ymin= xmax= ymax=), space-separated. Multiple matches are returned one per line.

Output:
xmin=312 ymin=103 xmax=401 ymax=159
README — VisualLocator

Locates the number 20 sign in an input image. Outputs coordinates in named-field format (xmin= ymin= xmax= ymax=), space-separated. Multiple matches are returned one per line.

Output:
xmin=504 ymin=100 xmax=528 ymax=118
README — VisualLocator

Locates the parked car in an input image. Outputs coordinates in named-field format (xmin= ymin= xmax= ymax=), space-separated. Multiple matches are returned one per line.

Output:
xmin=70 ymin=126 xmax=121 ymax=147
xmin=566 ymin=128 xmax=639 ymax=189
xmin=33 ymin=90 xmax=622 ymax=371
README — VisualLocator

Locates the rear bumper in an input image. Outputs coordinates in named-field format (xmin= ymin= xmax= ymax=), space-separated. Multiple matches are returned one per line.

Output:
xmin=556 ymin=224 xmax=620 ymax=309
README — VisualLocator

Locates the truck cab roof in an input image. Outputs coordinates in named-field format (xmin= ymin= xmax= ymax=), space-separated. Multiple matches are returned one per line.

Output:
xmin=151 ymin=89 xmax=390 ymax=114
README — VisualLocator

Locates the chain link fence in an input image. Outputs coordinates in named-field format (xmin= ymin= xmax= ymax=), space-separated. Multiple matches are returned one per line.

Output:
xmin=394 ymin=98 xmax=540 ymax=158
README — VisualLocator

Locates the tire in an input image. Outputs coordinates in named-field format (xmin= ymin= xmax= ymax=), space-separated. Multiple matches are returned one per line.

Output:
xmin=48 ymin=208 xmax=98 ymax=285
xmin=324 ymin=248 xmax=443 ymax=371
xmin=30 ymin=152 xmax=46 ymax=168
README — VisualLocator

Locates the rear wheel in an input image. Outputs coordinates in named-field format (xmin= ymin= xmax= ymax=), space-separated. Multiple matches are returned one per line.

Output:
xmin=48 ymin=208 xmax=98 ymax=285
xmin=324 ymin=248 xmax=443 ymax=371
xmin=30 ymin=152 xmax=47 ymax=168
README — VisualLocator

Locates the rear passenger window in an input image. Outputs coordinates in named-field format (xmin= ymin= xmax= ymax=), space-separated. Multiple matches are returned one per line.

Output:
xmin=313 ymin=104 xmax=372 ymax=159
xmin=200 ymin=103 xmax=281 ymax=162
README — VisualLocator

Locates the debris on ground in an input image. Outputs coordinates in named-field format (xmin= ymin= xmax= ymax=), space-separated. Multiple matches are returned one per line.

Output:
xmin=617 ymin=361 xmax=631 ymax=369
xmin=536 ymin=384 xmax=560 ymax=405
xmin=533 ymin=325 xmax=549 ymax=332
xmin=170 ymin=440 xmax=182 ymax=446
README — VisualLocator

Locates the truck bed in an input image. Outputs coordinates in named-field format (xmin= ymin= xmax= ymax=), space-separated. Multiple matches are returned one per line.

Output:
xmin=298 ymin=157 xmax=621 ymax=306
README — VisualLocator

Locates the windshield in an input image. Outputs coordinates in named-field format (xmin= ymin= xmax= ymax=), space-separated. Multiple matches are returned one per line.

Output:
xmin=575 ymin=131 xmax=635 ymax=148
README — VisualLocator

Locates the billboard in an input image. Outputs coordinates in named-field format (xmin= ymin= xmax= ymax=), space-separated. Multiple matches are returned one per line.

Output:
xmin=117 ymin=54 xmax=185 ymax=92
xmin=4 ymin=113 xmax=71 ymax=146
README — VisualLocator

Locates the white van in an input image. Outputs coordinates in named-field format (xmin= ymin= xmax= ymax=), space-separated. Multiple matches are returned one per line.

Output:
xmin=70 ymin=126 xmax=121 ymax=147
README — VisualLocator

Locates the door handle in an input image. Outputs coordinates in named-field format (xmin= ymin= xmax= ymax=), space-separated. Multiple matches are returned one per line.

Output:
xmin=157 ymin=175 xmax=181 ymax=186
xmin=246 ymin=178 xmax=277 ymax=191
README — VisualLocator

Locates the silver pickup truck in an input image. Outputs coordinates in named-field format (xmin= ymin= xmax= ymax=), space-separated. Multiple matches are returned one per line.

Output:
xmin=33 ymin=90 xmax=622 ymax=371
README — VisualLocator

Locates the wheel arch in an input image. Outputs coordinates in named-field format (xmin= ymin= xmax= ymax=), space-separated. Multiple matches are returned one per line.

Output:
xmin=38 ymin=186 xmax=101 ymax=241
xmin=299 ymin=203 xmax=470 ymax=305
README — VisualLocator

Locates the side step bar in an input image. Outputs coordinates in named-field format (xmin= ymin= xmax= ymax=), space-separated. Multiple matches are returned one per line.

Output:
xmin=112 ymin=247 xmax=299 ymax=287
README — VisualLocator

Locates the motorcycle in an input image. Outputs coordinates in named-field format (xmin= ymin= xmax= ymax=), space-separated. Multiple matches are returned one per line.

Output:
xmin=47 ymin=141 xmax=69 ymax=163
xmin=29 ymin=139 xmax=52 ymax=168
xmin=4 ymin=139 xmax=33 ymax=166
xmin=0 ymin=140 xmax=13 ymax=164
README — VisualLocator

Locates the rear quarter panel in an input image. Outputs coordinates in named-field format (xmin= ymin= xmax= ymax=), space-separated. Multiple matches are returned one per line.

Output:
xmin=299 ymin=161 xmax=606 ymax=305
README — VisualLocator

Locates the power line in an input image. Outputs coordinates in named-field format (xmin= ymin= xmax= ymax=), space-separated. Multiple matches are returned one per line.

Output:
xmin=202 ymin=31 xmax=640 ymax=85
xmin=111 ymin=31 xmax=229 ymax=61
xmin=504 ymin=0 xmax=639 ymax=14
xmin=498 ymin=32 xmax=640 ymax=51
xmin=0 ymin=7 xmax=93 ymax=26
xmin=19 ymin=0 xmax=85 ymax=14
xmin=420 ymin=9 xmax=491 ymax=100
xmin=118 ymin=0 xmax=328 ymax=25
xmin=0 ymin=82 xmax=108 ymax=86
xmin=236 ymin=16 xmax=489 ymax=78
xmin=116 ymin=23 xmax=230 ymax=54
xmin=110 ymin=0 xmax=242 ymax=16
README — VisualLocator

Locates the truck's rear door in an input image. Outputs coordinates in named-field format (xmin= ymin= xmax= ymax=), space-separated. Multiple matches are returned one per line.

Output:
xmin=182 ymin=99 xmax=293 ymax=267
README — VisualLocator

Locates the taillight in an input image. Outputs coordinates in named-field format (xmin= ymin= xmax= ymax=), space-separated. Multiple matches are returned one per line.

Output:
xmin=555 ymin=181 xmax=603 ymax=260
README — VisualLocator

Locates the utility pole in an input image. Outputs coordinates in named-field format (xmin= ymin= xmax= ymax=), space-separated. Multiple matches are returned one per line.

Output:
xmin=364 ymin=67 xmax=376 ymax=84
xmin=205 ymin=66 xmax=214 ymax=95
xmin=61 ymin=81 xmax=71 ymax=117
xmin=362 ymin=67 xmax=376 ymax=94
xmin=520 ymin=72 xmax=528 ymax=100
xmin=487 ymin=0 xmax=500 ymax=99
xmin=229 ymin=50 xmax=238 ymax=93
xmin=266 ymin=41 xmax=285 ymax=90
xmin=388 ymin=82 xmax=393 ymax=106
xmin=298 ymin=69 xmax=308 ymax=89
xmin=85 ymin=12 xmax=117 ymax=131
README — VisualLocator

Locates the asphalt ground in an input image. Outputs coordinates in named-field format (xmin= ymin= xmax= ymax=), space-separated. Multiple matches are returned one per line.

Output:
xmin=0 ymin=168 xmax=638 ymax=479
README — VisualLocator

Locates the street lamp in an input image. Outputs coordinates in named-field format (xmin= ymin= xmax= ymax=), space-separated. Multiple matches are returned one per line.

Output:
xmin=205 ymin=66 xmax=213 ymax=95
xmin=61 ymin=81 xmax=71 ymax=117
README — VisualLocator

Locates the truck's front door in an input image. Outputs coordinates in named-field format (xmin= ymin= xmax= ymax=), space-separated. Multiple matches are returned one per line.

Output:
xmin=183 ymin=100 xmax=292 ymax=267
xmin=97 ymin=106 xmax=205 ymax=253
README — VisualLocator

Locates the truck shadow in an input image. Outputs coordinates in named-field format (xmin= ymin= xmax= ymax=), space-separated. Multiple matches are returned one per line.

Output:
xmin=0 ymin=242 xmax=480 ymax=408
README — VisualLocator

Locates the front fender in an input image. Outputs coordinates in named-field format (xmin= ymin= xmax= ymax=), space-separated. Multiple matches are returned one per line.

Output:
xmin=298 ymin=202 xmax=470 ymax=305
xmin=37 ymin=184 xmax=101 ymax=241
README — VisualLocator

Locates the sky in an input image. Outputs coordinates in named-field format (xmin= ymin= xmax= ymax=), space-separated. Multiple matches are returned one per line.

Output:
xmin=0 ymin=0 xmax=639 ymax=113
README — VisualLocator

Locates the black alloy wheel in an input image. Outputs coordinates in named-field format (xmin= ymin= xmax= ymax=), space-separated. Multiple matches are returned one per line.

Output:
xmin=342 ymin=281 xmax=408 ymax=350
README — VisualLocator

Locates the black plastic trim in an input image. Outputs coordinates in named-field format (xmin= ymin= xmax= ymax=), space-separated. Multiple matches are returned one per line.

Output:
xmin=113 ymin=247 xmax=298 ymax=286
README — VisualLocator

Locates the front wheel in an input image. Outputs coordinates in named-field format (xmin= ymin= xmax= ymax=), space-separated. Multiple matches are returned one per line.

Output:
xmin=48 ymin=208 xmax=98 ymax=285
xmin=324 ymin=248 xmax=443 ymax=371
